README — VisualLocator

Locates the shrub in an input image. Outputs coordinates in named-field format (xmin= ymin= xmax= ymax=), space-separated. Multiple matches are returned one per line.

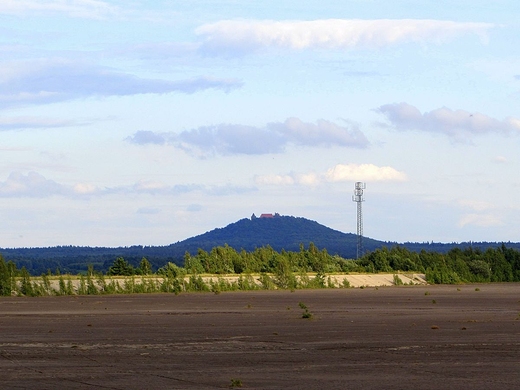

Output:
xmin=393 ymin=274 xmax=404 ymax=286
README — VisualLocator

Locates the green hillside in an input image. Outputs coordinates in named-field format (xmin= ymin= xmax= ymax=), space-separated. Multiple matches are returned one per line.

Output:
xmin=1 ymin=214 xmax=519 ymax=275
xmin=168 ymin=215 xmax=383 ymax=258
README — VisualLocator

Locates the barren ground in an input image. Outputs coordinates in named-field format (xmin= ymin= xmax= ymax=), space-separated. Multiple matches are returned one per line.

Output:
xmin=1 ymin=284 xmax=519 ymax=389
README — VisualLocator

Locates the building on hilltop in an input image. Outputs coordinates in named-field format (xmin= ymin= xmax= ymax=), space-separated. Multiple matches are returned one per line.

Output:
xmin=251 ymin=212 xmax=281 ymax=220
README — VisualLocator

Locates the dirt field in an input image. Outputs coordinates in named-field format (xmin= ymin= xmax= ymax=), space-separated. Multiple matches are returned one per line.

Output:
xmin=1 ymin=284 xmax=519 ymax=389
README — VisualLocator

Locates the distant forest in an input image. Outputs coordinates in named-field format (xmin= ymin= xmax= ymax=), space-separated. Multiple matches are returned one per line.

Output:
xmin=2 ymin=243 xmax=520 ymax=296
xmin=1 ymin=215 xmax=520 ymax=277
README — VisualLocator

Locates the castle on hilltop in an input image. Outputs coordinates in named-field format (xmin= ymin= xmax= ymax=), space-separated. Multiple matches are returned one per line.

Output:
xmin=251 ymin=212 xmax=281 ymax=220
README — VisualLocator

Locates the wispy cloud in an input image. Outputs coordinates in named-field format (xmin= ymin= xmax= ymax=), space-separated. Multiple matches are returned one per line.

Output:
xmin=126 ymin=118 xmax=369 ymax=156
xmin=0 ymin=0 xmax=119 ymax=19
xmin=458 ymin=213 xmax=502 ymax=228
xmin=255 ymin=163 xmax=406 ymax=187
xmin=136 ymin=207 xmax=161 ymax=215
xmin=196 ymin=19 xmax=493 ymax=55
xmin=0 ymin=60 xmax=242 ymax=109
xmin=377 ymin=102 xmax=520 ymax=141
xmin=0 ymin=116 xmax=81 ymax=131
xmin=0 ymin=171 xmax=255 ymax=198
xmin=0 ymin=171 xmax=67 ymax=197
xmin=493 ymin=155 xmax=508 ymax=164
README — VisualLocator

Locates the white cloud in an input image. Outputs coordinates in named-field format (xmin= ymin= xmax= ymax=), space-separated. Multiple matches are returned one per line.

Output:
xmin=377 ymin=102 xmax=520 ymax=140
xmin=298 ymin=172 xmax=321 ymax=187
xmin=0 ymin=0 xmax=119 ymax=19
xmin=255 ymin=163 xmax=406 ymax=187
xmin=0 ymin=171 xmax=66 ymax=197
xmin=0 ymin=60 xmax=242 ymax=109
xmin=458 ymin=213 xmax=502 ymax=228
xmin=73 ymin=183 xmax=97 ymax=195
xmin=127 ymin=118 xmax=368 ymax=156
xmin=325 ymin=163 xmax=407 ymax=182
xmin=196 ymin=19 xmax=493 ymax=54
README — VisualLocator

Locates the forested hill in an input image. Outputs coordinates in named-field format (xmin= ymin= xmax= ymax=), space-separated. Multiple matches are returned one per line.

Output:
xmin=0 ymin=215 xmax=383 ymax=274
xmin=166 ymin=215 xmax=384 ymax=258
xmin=1 ymin=214 xmax=519 ymax=275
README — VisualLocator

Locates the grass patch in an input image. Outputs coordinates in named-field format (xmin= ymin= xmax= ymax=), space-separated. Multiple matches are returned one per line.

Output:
xmin=230 ymin=378 xmax=243 ymax=388
xmin=299 ymin=302 xmax=313 ymax=319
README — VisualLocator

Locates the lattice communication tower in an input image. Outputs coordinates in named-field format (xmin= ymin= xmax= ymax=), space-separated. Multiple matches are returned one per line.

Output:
xmin=352 ymin=182 xmax=366 ymax=259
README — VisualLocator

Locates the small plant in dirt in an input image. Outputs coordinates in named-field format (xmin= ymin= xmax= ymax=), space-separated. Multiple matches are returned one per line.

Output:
xmin=341 ymin=278 xmax=351 ymax=288
xmin=230 ymin=378 xmax=243 ymax=388
xmin=432 ymin=299 xmax=437 ymax=304
xmin=299 ymin=302 xmax=313 ymax=319
xmin=424 ymin=291 xmax=430 ymax=296
xmin=475 ymin=287 xmax=480 ymax=291
xmin=393 ymin=274 xmax=404 ymax=286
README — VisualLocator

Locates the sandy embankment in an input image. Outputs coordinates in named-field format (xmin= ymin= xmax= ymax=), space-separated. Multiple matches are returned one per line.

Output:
xmin=42 ymin=273 xmax=427 ymax=292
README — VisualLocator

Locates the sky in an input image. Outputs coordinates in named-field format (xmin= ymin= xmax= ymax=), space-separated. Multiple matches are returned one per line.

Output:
xmin=1 ymin=0 xmax=519 ymax=248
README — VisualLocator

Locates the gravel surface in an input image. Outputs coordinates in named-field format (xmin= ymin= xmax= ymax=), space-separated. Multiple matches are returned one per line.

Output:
xmin=1 ymin=284 xmax=519 ymax=389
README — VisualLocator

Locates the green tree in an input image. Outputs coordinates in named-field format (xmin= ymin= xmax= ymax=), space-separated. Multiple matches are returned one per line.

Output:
xmin=107 ymin=257 xmax=135 ymax=276
xmin=184 ymin=252 xmax=205 ymax=274
xmin=19 ymin=267 xmax=34 ymax=296
xmin=0 ymin=255 xmax=12 ymax=296
xmin=138 ymin=257 xmax=152 ymax=275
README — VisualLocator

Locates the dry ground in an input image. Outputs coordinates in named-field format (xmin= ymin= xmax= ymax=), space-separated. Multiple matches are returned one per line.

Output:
xmin=1 ymin=284 xmax=519 ymax=389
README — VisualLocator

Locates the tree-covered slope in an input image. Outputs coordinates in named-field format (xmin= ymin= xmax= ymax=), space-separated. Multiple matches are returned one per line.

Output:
xmin=2 ymin=214 xmax=520 ymax=275
xmin=167 ymin=215 xmax=384 ymax=258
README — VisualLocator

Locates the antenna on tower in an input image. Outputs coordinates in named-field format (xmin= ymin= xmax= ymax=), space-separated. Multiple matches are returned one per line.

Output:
xmin=352 ymin=182 xmax=366 ymax=259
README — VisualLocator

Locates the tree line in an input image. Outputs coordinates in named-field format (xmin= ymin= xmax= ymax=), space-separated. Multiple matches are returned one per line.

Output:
xmin=1 ymin=243 xmax=520 ymax=296
xmin=359 ymin=244 xmax=520 ymax=283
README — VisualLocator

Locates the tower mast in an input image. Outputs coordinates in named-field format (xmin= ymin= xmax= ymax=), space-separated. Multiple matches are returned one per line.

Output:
xmin=352 ymin=182 xmax=366 ymax=259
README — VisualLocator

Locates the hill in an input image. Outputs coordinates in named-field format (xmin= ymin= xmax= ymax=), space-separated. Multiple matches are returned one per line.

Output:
xmin=166 ymin=215 xmax=384 ymax=258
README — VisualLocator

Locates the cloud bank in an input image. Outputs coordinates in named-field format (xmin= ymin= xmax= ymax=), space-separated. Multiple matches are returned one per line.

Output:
xmin=0 ymin=0 xmax=119 ymax=19
xmin=0 ymin=172 xmax=254 ymax=198
xmin=377 ymin=103 xmax=520 ymax=140
xmin=196 ymin=19 xmax=493 ymax=54
xmin=255 ymin=163 xmax=407 ymax=186
xmin=0 ymin=171 xmax=67 ymax=197
xmin=0 ymin=60 xmax=242 ymax=108
xmin=127 ymin=118 xmax=369 ymax=156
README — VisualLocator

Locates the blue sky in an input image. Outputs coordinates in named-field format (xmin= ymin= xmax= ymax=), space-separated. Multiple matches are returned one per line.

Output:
xmin=1 ymin=0 xmax=519 ymax=247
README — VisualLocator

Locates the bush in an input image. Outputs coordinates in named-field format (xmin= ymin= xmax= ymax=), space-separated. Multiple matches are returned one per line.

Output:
xmin=393 ymin=274 xmax=404 ymax=286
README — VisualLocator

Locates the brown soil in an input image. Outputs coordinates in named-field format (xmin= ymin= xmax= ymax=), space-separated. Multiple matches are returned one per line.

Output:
xmin=1 ymin=284 xmax=519 ymax=389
